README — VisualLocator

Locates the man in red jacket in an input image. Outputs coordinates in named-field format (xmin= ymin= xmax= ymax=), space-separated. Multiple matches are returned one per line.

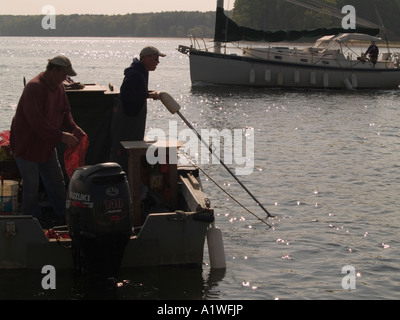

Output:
xmin=10 ymin=55 xmax=85 ymax=226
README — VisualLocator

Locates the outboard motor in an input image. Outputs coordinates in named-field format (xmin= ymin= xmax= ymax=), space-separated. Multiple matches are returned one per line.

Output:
xmin=66 ymin=163 xmax=133 ymax=278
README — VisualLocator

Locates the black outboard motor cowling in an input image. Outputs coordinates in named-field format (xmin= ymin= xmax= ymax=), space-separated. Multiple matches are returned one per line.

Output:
xmin=66 ymin=163 xmax=133 ymax=278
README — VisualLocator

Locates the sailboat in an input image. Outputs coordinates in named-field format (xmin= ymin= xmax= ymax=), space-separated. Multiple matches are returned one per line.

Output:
xmin=178 ymin=0 xmax=400 ymax=89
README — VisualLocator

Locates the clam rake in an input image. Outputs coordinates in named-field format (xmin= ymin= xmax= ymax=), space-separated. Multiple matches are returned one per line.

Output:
xmin=159 ymin=92 xmax=273 ymax=220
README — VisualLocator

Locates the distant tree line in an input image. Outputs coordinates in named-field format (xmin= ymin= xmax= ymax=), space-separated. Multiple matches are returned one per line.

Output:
xmin=0 ymin=12 xmax=216 ymax=38
xmin=0 ymin=0 xmax=399 ymax=40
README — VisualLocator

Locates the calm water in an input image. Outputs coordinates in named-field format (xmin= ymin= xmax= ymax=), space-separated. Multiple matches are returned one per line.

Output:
xmin=1 ymin=37 xmax=399 ymax=301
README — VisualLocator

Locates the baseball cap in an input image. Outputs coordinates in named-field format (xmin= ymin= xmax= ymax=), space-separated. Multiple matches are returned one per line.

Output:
xmin=140 ymin=46 xmax=166 ymax=59
xmin=48 ymin=55 xmax=77 ymax=76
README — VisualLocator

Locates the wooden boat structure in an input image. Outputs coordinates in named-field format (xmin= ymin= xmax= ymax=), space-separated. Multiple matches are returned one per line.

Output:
xmin=0 ymin=84 xmax=226 ymax=276
xmin=178 ymin=0 xmax=400 ymax=89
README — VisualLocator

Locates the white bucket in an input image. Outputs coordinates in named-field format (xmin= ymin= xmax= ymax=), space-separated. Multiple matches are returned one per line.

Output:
xmin=0 ymin=180 xmax=19 ymax=214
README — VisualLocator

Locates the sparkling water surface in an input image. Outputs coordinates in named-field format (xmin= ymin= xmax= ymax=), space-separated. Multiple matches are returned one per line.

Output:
xmin=0 ymin=37 xmax=399 ymax=300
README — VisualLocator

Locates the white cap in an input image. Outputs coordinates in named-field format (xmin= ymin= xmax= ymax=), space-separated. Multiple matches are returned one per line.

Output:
xmin=140 ymin=46 xmax=166 ymax=59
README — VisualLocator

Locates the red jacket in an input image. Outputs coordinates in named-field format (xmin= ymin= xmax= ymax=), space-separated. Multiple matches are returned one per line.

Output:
xmin=10 ymin=72 xmax=83 ymax=163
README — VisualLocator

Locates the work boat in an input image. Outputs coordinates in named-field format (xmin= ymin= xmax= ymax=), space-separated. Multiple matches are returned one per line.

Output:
xmin=0 ymin=84 xmax=226 ymax=276
xmin=178 ymin=0 xmax=400 ymax=89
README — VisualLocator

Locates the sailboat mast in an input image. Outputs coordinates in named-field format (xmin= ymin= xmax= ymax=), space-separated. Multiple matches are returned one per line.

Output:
xmin=215 ymin=0 xmax=224 ymax=53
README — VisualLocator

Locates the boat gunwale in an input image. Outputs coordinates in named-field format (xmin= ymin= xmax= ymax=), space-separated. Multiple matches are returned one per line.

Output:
xmin=188 ymin=48 xmax=400 ymax=74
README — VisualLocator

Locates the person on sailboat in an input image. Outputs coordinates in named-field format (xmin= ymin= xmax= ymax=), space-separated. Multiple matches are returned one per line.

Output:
xmin=110 ymin=46 xmax=166 ymax=173
xmin=363 ymin=41 xmax=379 ymax=65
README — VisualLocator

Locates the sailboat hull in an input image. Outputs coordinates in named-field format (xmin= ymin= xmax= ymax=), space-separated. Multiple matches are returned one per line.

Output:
xmin=188 ymin=50 xmax=400 ymax=89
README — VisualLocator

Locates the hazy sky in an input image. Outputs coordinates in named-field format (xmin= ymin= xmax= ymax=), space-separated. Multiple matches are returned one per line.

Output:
xmin=0 ymin=0 xmax=227 ymax=15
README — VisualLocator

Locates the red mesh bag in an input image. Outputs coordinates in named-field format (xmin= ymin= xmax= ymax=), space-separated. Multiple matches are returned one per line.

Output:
xmin=64 ymin=134 xmax=89 ymax=179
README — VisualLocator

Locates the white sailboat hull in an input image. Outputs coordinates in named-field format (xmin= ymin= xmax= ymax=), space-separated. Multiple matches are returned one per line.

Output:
xmin=187 ymin=50 xmax=400 ymax=89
